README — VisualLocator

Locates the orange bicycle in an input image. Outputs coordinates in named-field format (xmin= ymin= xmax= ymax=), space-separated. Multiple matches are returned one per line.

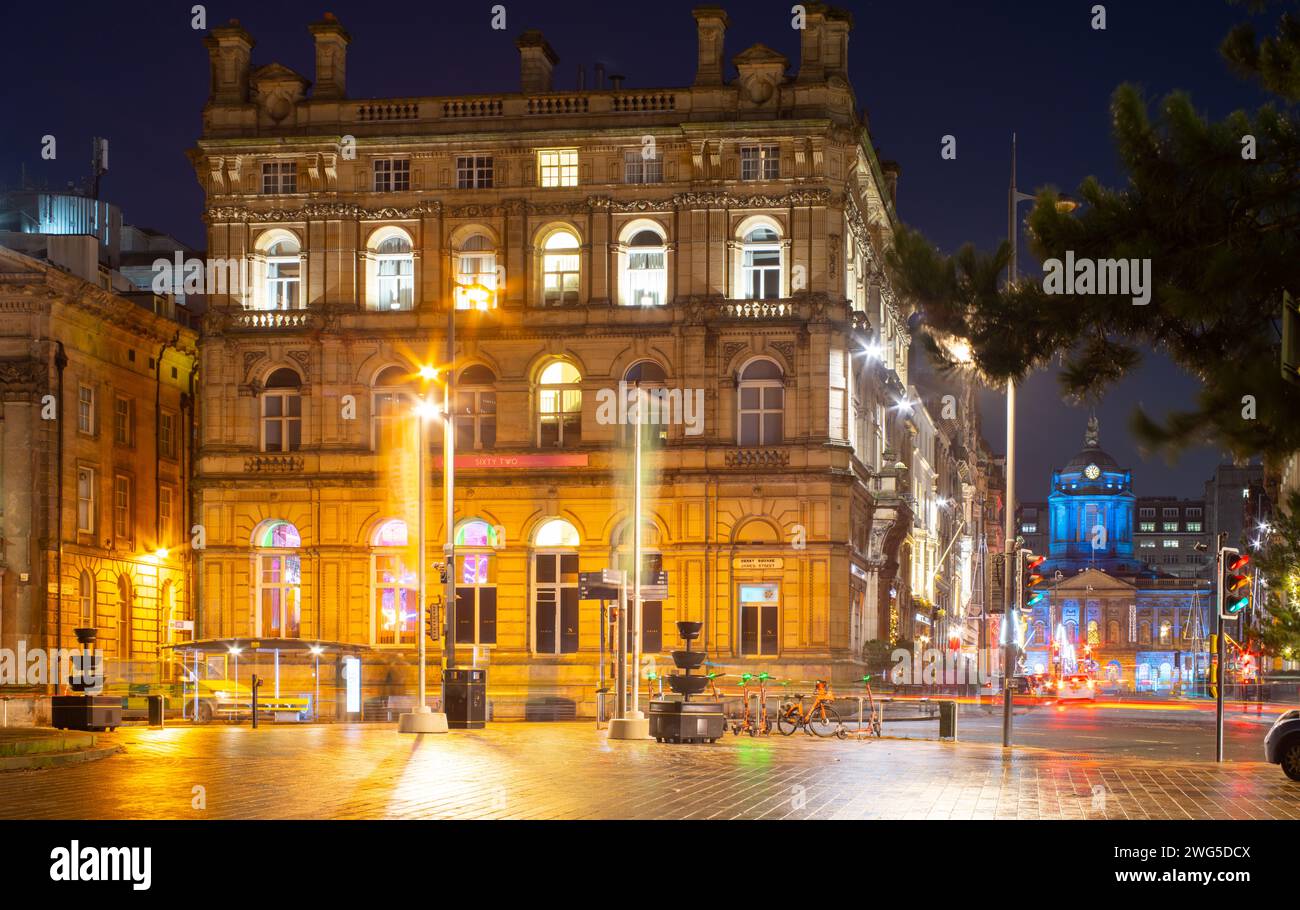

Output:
xmin=776 ymin=679 xmax=843 ymax=737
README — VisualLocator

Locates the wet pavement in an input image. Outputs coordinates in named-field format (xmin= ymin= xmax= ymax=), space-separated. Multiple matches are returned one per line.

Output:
xmin=0 ymin=721 xmax=1296 ymax=820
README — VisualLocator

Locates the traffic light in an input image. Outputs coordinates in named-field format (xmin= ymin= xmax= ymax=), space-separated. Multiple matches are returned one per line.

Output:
xmin=1220 ymin=549 xmax=1251 ymax=617
xmin=1020 ymin=551 xmax=1046 ymax=611
xmin=426 ymin=598 xmax=441 ymax=640
xmin=435 ymin=561 xmax=450 ymax=586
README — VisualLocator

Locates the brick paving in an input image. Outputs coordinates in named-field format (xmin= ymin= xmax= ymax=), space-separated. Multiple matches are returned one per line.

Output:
xmin=0 ymin=722 xmax=1296 ymax=820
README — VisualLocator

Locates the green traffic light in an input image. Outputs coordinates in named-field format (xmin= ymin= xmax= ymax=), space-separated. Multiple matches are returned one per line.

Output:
xmin=1227 ymin=595 xmax=1249 ymax=614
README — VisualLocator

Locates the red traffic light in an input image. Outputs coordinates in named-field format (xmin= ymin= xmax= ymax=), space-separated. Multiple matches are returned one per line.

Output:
xmin=1229 ymin=553 xmax=1250 ymax=572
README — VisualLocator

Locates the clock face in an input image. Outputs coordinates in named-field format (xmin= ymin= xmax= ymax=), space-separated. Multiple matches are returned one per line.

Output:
xmin=1084 ymin=464 xmax=1101 ymax=480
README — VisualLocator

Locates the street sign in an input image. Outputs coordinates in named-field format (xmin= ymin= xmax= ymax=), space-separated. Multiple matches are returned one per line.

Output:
xmin=579 ymin=569 xmax=667 ymax=600
xmin=169 ymin=620 xmax=194 ymax=632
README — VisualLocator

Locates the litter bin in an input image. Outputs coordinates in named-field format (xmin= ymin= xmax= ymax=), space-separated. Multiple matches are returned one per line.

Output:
xmin=443 ymin=668 xmax=487 ymax=729
xmin=146 ymin=695 xmax=165 ymax=727
xmin=938 ymin=700 xmax=958 ymax=740
xmin=595 ymin=687 xmax=610 ymax=724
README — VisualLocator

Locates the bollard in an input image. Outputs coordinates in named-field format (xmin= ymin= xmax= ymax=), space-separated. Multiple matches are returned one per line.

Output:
xmin=938 ymin=700 xmax=958 ymax=740
xmin=250 ymin=675 xmax=262 ymax=728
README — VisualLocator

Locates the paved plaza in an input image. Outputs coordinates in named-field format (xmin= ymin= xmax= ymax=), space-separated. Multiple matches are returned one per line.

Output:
xmin=0 ymin=722 xmax=1297 ymax=820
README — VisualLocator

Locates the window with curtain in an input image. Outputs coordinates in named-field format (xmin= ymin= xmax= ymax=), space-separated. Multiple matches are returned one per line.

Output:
xmin=265 ymin=238 xmax=301 ymax=310
xmin=541 ymin=230 xmax=580 ymax=305
xmin=741 ymin=226 xmax=781 ymax=300
xmin=374 ymin=235 xmax=414 ymax=310
xmin=538 ymin=362 xmax=582 ymax=447
xmin=455 ymin=233 xmax=498 ymax=310
xmin=624 ymin=229 xmax=666 ymax=307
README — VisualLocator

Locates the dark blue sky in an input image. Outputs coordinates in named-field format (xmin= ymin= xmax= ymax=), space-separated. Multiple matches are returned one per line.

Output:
xmin=0 ymin=0 xmax=1272 ymax=499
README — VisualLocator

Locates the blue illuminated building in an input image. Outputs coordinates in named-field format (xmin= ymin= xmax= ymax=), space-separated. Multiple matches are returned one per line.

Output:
xmin=1021 ymin=418 xmax=1214 ymax=694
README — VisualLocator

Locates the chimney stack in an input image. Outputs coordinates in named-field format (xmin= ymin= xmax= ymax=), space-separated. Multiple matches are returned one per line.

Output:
xmin=880 ymin=160 xmax=900 ymax=208
xmin=516 ymin=30 xmax=559 ymax=93
xmin=308 ymin=12 xmax=351 ymax=100
xmin=609 ymin=74 xmax=625 ymax=90
xmin=821 ymin=7 xmax=853 ymax=81
xmin=203 ymin=19 xmax=256 ymax=105
xmin=594 ymin=63 xmax=606 ymax=89
xmin=691 ymin=7 xmax=728 ymax=86
xmin=796 ymin=3 xmax=827 ymax=83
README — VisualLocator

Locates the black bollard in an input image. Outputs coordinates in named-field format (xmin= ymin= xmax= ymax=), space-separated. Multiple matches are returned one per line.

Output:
xmin=250 ymin=675 xmax=262 ymax=728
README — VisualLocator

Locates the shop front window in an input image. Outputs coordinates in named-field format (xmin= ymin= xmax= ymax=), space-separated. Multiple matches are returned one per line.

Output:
xmin=454 ymin=520 xmax=498 ymax=646
xmin=373 ymin=519 xmax=417 ymax=646
xmin=255 ymin=520 xmax=302 ymax=638
xmin=534 ymin=519 xmax=580 ymax=655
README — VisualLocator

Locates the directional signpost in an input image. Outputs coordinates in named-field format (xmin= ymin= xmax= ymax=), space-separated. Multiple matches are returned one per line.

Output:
xmin=579 ymin=568 xmax=668 ymax=729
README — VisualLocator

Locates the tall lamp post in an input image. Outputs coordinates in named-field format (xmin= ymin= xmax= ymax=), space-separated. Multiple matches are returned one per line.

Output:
xmin=1000 ymin=134 xmax=1076 ymax=747
xmin=399 ymin=367 xmax=451 ymax=734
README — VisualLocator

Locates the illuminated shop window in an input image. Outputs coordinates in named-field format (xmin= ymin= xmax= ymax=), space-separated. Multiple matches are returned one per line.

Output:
xmin=372 ymin=519 xmax=417 ymax=646
xmin=454 ymin=519 xmax=498 ymax=646
xmin=254 ymin=520 xmax=302 ymax=639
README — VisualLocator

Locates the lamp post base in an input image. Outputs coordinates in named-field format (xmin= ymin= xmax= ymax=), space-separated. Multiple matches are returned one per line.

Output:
xmin=606 ymin=716 xmax=651 ymax=740
xmin=398 ymin=706 xmax=449 ymax=734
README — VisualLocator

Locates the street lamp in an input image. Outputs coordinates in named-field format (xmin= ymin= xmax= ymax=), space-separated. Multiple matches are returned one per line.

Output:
xmin=399 ymin=372 xmax=450 ymax=734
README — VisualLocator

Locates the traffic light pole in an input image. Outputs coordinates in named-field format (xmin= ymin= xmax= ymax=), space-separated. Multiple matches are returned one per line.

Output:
xmin=1215 ymin=534 xmax=1226 ymax=763
xmin=1001 ymin=378 xmax=1016 ymax=748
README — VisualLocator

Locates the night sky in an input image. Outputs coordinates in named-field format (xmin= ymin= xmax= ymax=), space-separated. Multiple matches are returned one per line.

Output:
xmin=0 ymin=0 xmax=1272 ymax=499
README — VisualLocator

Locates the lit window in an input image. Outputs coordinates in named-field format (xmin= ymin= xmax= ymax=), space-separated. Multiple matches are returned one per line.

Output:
xmin=77 ymin=467 xmax=95 ymax=533
xmin=538 ymin=149 xmax=578 ymax=187
xmin=255 ymin=521 xmax=301 ymax=639
xmin=455 ymin=365 xmax=497 ymax=450
xmin=159 ymin=486 xmax=174 ymax=542
xmin=1163 ymin=522 xmax=1179 ymax=532
xmin=78 ymin=571 xmax=95 ymax=627
xmin=1162 ymin=539 xmax=1179 ymax=548
xmin=737 ymin=359 xmax=784 ymax=445
xmin=456 ymin=156 xmax=494 ymax=189
xmin=455 ymin=519 xmax=498 ymax=646
xmin=1186 ymin=522 xmax=1202 ymax=532
xmin=1139 ymin=522 xmax=1155 ymax=532
xmin=266 ymin=238 xmax=301 ymax=310
xmin=541 ymin=230 xmax=580 ymax=305
xmin=1140 ymin=540 xmax=1157 ymax=548
xmin=374 ymin=235 xmax=414 ymax=310
xmin=373 ymin=158 xmax=411 ymax=192
xmin=372 ymin=519 xmax=417 ymax=646
xmin=455 ymin=234 xmax=498 ymax=310
xmin=261 ymin=161 xmax=297 ymax=194
xmin=533 ymin=520 xmax=580 ymax=655
xmin=261 ymin=369 xmax=303 ymax=453
xmin=1021 ymin=523 xmax=1038 ymax=534
xmin=741 ymin=226 xmax=782 ymax=300
xmin=624 ymin=149 xmax=662 ymax=184
xmin=624 ymin=229 xmax=666 ymax=306
xmin=740 ymin=144 xmax=780 ymax=181
xmin=537 ymin=362 xmax=582 ymax=447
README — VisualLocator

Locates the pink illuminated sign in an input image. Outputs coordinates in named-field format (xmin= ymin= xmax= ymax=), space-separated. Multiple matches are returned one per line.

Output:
xmin=432 ymin=454 xmax=589 ymax=469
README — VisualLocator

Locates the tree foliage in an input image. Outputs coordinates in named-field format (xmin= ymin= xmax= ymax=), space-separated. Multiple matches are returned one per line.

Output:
xmin=887 ymin=2 xmax=1300 ymax=462
xmin=1252 ymin=489 xmax=1300 ymax=657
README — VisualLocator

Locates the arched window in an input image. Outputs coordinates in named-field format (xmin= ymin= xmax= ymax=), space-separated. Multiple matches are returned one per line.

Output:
xmin=1107 ymin=620 xmax=1122 ymax=644
xmin=623 ymin=360 xmax=669 ymax=445
xmin=623 ymin=228 xmax=667 ymax=306
xmin=455 ymin=233 xmax=498 ymax=310
xmin=614 ymin=520 xmax=664 ymax=653
xmin=533 ymin=519 xmax=580 ymax=654
xmin=741 ymin=226 xmax=781 ymax=300
xmin=371 ymin=366 xmax=415 ymax=453
xmin=261 ymin=368 xmax=303 ymax=452
xmin=1087 ymin=620 xmax=1101 ymax=645
xmin=737 ymin=358 xmax=784 ymax=445
xmin=254 ymin=520 xmax=302 ymax=638
xmin=78 ymin=570 xmax=94 ymax=628
xmin=455 ymin=364 xmax=497 ymax=450
xmin=374 ymin=234 xmax=414 ymax=310
xmin=372 ymin=519 xmax=417 ymax=646
xmin=541 ymin=229 xmax=580 ymax=306
xmin=160 ymin=580 xmax=178 ymax=643
xmin=454 ymin=519 xmax=498 ymax=646
xmin=117 ymin=574 xmax=132 ymax=659
xmin=1138 ymin=620 xmax=1152 ymax=646
xmin=266 ymin=237 xmax=301 ymax=310
xmin=1159 ymin=620 xmax=1173 ymax=646
xmin=1033 ymin=621 xmax=1047 ymax=646
xmin=538 ymin=361 xmax=581 ymax=447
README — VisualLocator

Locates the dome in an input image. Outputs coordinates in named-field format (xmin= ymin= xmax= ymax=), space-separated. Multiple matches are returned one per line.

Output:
xmin=1062 ymin=416 xmax=1121 ymax=472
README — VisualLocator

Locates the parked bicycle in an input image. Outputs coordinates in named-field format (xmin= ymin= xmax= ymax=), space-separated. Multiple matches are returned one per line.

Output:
xmin=777 ymin=679 xmax=843 ymax=737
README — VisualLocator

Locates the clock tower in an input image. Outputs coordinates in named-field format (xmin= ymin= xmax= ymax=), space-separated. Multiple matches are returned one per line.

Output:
xmin=1044 ymin=416 xmax=1137 ymax=571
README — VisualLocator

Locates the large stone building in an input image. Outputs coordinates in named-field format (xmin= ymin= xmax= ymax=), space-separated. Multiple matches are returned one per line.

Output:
xmin=189 ymin=8 xmax=920 ymax=717
xmin=0 ymin=212 xmax=198 ymax=677
xmin=1022 ymin=419 xmax=1213 ymax=692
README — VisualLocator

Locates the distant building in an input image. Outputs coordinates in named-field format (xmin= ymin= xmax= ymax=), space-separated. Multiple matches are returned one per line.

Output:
xmin=1021 ymin=418 xmax=1213 ymax=693
xmin=1133 ymin=497 xmax=1210 ymax=579
xmin=1203 ymin=461 xmax=1264 ymax=551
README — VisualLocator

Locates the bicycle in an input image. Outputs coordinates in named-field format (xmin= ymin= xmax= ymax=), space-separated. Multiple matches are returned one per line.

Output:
xmin=776 ymin=679 xmax=843 ymax=737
